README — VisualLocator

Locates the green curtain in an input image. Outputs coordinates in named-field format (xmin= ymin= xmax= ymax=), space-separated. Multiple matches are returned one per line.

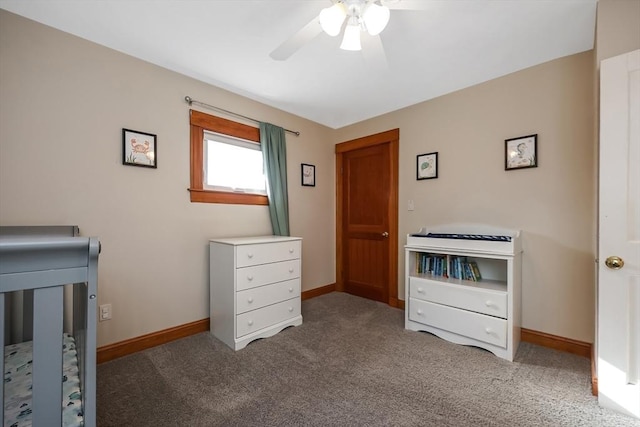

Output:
xmin=260 ymin=122 xmax=290 ymax=236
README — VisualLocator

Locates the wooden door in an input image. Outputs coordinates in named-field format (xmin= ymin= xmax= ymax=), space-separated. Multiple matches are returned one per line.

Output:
xmin=336 ymin=129 xmax=399 ymax=306
xmin=598 ymin=49 xmax=640 ymax=419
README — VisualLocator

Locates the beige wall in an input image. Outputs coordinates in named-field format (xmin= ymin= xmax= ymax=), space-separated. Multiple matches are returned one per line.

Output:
xmin=334 ymin=52 xmax=596 ymax=343
xmin=0 ymin=10 xmax=336 ymax=347
xmin=596 ymin=0 xmax=640 ymax=63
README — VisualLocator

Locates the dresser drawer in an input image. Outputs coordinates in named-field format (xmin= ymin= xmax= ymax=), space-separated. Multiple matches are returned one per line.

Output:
xmin=236 ymin=297 xmax=301 ymax=338
xmin=236 ymin=278 xmax=300 ymax=314
xmin=236 ymin=259 xmax=300 ymax=291
xmin=409 ymin=298 xmax=507 ymax=348
xmin=409 ymin=277 xmax=507 ymax=319
xmin=236 ymin=240 xmax=301 ymax=267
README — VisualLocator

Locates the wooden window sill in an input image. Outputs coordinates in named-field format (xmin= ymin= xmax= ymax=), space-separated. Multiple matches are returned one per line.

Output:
xmin=188 ymin=188 xmax=268 ymax=205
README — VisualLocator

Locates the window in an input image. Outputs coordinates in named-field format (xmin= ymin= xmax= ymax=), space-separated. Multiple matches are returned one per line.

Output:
xmin=189 ymin=110 xmax=268 ymax=205
xmin=204 ymin=132 xmax=266 ymax=195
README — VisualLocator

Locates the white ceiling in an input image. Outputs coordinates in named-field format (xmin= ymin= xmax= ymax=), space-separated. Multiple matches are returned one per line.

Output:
xmin=0 ymin=0 xmax=598 ymax=129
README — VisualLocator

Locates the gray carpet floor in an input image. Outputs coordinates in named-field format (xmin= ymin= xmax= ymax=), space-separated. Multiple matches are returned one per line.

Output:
xmin=97 ymin=292 xmax=640 ymax=426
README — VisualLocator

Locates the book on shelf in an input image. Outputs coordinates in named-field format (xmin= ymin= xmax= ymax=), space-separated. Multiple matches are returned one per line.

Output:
xmin=463 ymin=262 xmax=472 ymax=281
xmin=469 ymin=261 xmax=482 ymax=281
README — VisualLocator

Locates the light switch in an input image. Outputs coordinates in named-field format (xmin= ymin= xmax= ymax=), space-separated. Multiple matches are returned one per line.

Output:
xmin=408 ymin=200 xmax=415 ymax=211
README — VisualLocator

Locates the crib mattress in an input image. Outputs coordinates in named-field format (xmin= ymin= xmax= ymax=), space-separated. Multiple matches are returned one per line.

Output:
xmin=4 ymin=333 xmax=83 ymax=427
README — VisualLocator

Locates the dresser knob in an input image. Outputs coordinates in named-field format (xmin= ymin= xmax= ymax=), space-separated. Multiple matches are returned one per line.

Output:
xmin=289 ymin=248 xmax=294 ymax=253
xmin=417 ymin=309 xmax=423 ymax=315
xmin=485 ymin=301 xmax=492 ymax=307
xmin=289 ymin=268 xmax=294 ymax=273
xmin=485 ymin=327 xmax=493 ymax=334
xmin=247 ymin=276 xmax=253 ymax=281
xmin=288 ymin=307 xmax=293 ymax=312
xmin=247 ymin=253 xmax=253 ymax=258
xmin=248 ymin=298 xmax=253 ymax=303
xmin=248 ymin=320 xmax=253 ymax=326
xmin=417 ymin=287 xmax=424 ymax=293
xmin=288 ymin=287 xmax=293 ymax=292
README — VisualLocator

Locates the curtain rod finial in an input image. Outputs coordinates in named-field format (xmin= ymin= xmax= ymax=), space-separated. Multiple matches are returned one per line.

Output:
xmin=184 ymin=96 xmax=193 ymax=105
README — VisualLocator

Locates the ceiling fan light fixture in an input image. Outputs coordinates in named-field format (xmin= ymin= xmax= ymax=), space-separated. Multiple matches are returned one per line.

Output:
xmin=363 ymin=2 xmax=390 ymax=36
xmin=340 ymin=22 xmax=362 ymax=51
xmin=319 ymin=2 xmax=347 ymax=37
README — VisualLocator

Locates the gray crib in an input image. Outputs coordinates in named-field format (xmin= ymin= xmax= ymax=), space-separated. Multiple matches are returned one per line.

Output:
xmin=0 ymin=226 xmax=99 ymax=426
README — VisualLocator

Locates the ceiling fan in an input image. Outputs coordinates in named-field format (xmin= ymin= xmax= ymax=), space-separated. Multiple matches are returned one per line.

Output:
xmin=269 ymin=0 xmax=428 ymax=61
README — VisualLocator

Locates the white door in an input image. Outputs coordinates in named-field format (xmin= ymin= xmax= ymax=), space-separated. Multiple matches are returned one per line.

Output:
xmin=598 ymin=49 xmax=640 ymax=419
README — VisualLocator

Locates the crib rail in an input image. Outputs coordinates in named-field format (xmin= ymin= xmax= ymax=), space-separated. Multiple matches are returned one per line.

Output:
xmin=0 ymin=235 xmax=99 ymax=427
xmin=0 ymin=292 xmax=3 ymax=424
xmin=1 ymin=226 xmax=79 ymax=344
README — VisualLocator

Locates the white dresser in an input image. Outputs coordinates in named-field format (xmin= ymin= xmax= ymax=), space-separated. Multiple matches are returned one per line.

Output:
xmin=209 ymin=235 xmax=302 ymax=350
xmin=405 ymin=224 xmax=522 ymax=361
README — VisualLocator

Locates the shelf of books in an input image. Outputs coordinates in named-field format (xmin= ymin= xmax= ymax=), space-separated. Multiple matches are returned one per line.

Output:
xmin=408 ymin=251 xmax=508 ymax=292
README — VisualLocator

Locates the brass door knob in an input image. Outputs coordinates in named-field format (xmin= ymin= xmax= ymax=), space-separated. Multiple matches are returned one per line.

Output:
xmin=382 ymin=232 xmax=389 ymax=238
xmin=605 ymin=256 xmax=624 ymax=270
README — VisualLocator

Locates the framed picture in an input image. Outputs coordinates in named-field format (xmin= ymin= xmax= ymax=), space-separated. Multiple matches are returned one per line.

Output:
xmin=505 ymin=134 xmax=537 ymax=170
xmin=301 ymin=163 xmax=315 ymax=187
xmin=417 ymin=152 xmax=438 ymax=180
xmin=123 ymin=128 xmax=157 ymax=168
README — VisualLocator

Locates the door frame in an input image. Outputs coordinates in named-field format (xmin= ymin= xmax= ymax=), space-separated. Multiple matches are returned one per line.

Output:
xmin=335 ymin=129 xmax=400 ymax=307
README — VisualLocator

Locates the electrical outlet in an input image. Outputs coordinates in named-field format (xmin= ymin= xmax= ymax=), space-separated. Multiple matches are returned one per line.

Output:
xmin=99 ymin=304 xmax=112 ymax=321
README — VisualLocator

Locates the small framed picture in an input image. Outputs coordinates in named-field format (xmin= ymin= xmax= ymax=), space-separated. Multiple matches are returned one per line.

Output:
xmin=417 ymin=152 xmax=438 ymax=180
xmin=301 ymin=163 xmax=315 ymax=187
xmin=123 ymin=128 xmax=157 ymax=168
xmin=505 ymin=134 xmax=537 ymax=171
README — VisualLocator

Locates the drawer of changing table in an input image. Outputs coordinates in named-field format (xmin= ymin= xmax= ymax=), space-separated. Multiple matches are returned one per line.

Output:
xmin=409 ymin=278 xmax=507 ymax=319
xmin=236 ymin=259 xmax=300 ymax=291
xmin=409 ymin=298 xmax=507 ymax=348
xmin=236 ymin=278 xmax=300 ymax=314
xmin=236 ymin=240 xmax=301 ymax=268
xmin=236 ymin=297 xmax=301 ymax=338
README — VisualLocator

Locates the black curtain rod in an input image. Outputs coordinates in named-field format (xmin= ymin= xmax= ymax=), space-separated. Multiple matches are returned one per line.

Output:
xmin=184 ymin=96 xmax=300 ymax=136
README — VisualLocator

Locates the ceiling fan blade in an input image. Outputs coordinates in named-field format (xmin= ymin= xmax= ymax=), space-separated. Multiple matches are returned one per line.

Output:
xmin=270 ymin=17 xmax=323 ymax=61
xmin=383 ymin=0 xmax=431 ymax=11
xmin=361 ymin=33 xmax=388 ymax=72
